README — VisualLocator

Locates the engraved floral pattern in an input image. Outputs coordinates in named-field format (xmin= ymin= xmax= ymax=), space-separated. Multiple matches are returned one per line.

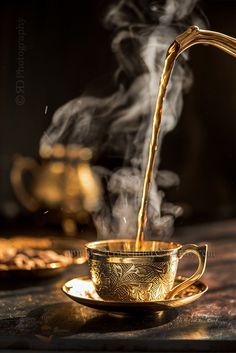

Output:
xmin=89 ymin=258 xmax=177 ymax=302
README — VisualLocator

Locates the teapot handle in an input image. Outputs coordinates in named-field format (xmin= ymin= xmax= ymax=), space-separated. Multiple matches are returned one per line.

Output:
xmin=11 ymin=155 xmax=40 ymax=211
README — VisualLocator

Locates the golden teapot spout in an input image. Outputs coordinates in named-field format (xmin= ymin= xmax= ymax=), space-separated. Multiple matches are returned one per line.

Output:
xmin=175 ymin=25 xmax=236 ymax=58
xmin=11 ymin=155 xmax=40 ymax=212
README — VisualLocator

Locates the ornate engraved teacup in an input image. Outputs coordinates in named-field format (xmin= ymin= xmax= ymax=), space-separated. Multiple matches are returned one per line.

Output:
xmin=86 ymin=240 xmax=207 ymax=302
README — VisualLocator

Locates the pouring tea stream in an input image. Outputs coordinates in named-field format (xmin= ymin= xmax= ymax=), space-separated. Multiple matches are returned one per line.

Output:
xmin=62 ymin=26 xmax=236 ymax=303
xmin=11 ymin=25 xmax=236 ymax=303
xmin=135 ymin=26 xmax=236 ymax=250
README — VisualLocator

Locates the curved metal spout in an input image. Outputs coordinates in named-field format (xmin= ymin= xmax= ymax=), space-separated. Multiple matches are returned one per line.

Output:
xmin=175 ymin=25 xmax=236 ymax=58
xmin=136 ymin=26 xmax=236 ymax=247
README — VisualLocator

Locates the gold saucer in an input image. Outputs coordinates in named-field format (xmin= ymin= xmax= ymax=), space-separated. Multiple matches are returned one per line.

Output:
xmin=62 ymin=276 xmax=207 ymax=314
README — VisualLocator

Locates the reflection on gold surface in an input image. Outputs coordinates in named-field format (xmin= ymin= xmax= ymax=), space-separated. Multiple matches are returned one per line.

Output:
xmin=62 ymin=276 xmax=208 ymax=315
xmin=86 ymin=240 xmax=207 ymax=302
xmin=0 ymin=237 xmax=87 ymax=273
xmin=50 ymin=162 xmax=65 ymax=174
xmin=77 ymin=163 xmax=101 ymax=212
xmin=52 ymin=144 xmax=66 ymax=158
xmin=65 ymin=278 xmax=100 ymax=300
xmin=11 ymin=145 xmax=102 ymax=236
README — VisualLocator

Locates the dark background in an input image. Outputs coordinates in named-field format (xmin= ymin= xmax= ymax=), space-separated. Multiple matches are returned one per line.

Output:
xmin=0 ymin=0 xmax=235 ymax=231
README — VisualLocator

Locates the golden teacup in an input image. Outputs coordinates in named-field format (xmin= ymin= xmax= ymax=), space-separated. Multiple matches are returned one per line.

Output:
xmin=86 ymin=240 xmax=207 ymax=302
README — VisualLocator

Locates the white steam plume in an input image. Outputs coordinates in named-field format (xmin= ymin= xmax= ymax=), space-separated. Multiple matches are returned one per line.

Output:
xmin=40 ymin=0 xmax=206 ymax=239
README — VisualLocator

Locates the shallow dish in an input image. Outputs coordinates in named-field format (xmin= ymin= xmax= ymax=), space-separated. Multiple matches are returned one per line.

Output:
xmin=0 ymin=236 xmax=87 ymax=279
xmin=62 ymin=275 xmax=207 ymax=314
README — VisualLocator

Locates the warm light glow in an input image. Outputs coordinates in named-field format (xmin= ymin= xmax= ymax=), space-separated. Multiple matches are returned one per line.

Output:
xmin=62 ymin=218 xmax=77 ymax=235
xmin=50 ymin=162 xmax=65 ymax=174
xmin=65 ymin=278 xmax=101 ymax=300
xmin=52 ymin=144 xmax=66 ymax=158
xmin=79 ymin=148 xmax=93 ymax=161
xmin=77 ymin=163 xmax=101 ymax=211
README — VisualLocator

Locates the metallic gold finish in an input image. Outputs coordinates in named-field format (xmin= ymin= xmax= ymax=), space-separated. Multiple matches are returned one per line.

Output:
xmin=11 ymin=145 xmax=101 ymax=236
xmin=0 ymin=236 xmax=87 ymax=279
xmin=86 ymin=240 xmax=207 ymax=302
xmin=62 ymin=276 xmax=208 ymax=314
xmin=176 ymin=26 xmax=236 ymax=58
xmin=135 ymin=26 xmax=236 ymax=248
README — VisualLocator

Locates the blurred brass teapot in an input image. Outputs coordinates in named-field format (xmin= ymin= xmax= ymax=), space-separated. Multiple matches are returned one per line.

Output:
xmin=11 ymin=144 xmax=101 ymax=235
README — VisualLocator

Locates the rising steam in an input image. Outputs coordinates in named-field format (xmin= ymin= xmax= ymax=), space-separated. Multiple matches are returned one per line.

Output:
xmin=41 ymin=0 xmax=206 ymax=239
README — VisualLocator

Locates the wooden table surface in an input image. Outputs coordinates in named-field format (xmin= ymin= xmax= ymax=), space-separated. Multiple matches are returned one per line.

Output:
xmin=0 ymin=220 xmax=235 ymax=352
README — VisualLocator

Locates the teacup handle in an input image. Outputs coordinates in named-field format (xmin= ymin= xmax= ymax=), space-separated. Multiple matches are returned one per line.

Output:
xmin=166 ymin=244 xmax=208 ymax=299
